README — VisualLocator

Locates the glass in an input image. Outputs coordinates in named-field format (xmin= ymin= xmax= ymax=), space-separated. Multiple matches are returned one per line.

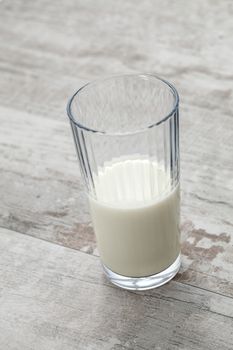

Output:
xmin=67 ymin=74 xmax=180 ymax=290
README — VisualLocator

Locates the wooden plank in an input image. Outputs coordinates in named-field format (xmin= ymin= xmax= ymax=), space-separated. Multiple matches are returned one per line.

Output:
xmin=0 ymin=0 xmax=233 ymax=120
xmin=0 ymin=105 xmax=95 ymax=251
xmin=0 ymin=227 xmax=233 ymax=350
xmin=1 ymin=104 xmax=233 ymax=298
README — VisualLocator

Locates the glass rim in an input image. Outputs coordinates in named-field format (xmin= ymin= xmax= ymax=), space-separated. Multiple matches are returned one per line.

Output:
xmin=66 ymin=73 xmax=179 ymax=136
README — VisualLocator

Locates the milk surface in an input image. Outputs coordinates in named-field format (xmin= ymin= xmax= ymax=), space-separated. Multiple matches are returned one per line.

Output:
xmin=89 ymin=159 xmax=180 ymax=277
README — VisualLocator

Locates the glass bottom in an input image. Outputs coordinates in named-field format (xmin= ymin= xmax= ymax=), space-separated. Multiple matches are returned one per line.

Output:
xmin=102 ymin=254 xmax=181 ymax=291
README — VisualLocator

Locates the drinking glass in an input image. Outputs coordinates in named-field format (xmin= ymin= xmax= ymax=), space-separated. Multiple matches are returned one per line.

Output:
xmin=67 ymin=74 xmax=180 ymax=290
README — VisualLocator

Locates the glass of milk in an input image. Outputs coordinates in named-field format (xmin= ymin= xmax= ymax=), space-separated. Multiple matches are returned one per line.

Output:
xmin=67 ymin=74 xmax=180 ymax=290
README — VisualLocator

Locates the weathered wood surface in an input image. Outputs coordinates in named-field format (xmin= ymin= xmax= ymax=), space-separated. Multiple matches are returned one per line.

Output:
xmin=0 ymin=0 xmax=233 ymax=348
xmin=0 ymin=227 xmax=233 ymax=350
xmin=1 ymin=103 xmax=233 ymax=299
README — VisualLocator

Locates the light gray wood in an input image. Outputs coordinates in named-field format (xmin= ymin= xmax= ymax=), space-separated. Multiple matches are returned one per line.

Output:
xmin=1 ymin=102 xmax=233 ymax=298
xmin=0 ymin=0 xmax=233 ymax=347
xmin=0 ymin=0 xmax=233 ymax=122
xmin=0 ymin=227 xmax=233 ymax=350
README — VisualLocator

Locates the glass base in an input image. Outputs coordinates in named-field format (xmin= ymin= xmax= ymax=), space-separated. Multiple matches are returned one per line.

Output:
xmin=102 ymin=254 xmax=181 ymax=291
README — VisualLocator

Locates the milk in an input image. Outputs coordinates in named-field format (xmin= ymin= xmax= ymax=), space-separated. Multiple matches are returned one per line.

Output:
xmin=89 ymin=159 xmax=180 ymax=277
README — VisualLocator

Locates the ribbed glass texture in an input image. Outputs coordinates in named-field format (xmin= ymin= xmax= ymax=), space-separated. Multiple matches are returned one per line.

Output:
xmin=67 ymin=74 xmax=180 ymax=290
xmin=68 ymin=74 xmax=179 ymax=200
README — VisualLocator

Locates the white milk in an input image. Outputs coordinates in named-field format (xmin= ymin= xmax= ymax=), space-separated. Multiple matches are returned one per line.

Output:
xmin=89 ymin=159 xmax=180 ymax=277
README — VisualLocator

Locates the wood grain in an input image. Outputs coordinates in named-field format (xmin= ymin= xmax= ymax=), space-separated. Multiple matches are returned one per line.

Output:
xmin=0 ymin=0 xmax=233 ymax=347
xmin=0 ymin=227 xmax=233 ymax=350
xmin=1 ymin=101 xmax=233 ymax=298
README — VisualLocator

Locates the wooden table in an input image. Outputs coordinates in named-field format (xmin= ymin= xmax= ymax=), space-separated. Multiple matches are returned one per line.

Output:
xmin=0 ymin=1 xmax=233 ymax=349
